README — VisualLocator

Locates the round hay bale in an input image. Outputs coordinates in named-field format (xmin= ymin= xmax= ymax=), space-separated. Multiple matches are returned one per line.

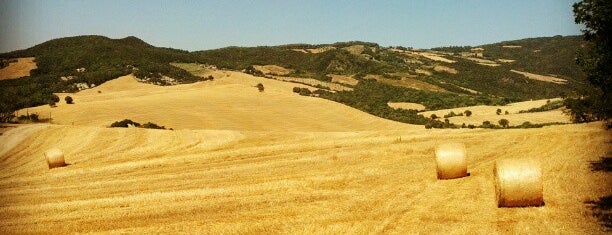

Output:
xmin=494 ymin=158 xmax=543 ymax=207
xmin=44 ymin=148 xmax=66 ymax=169
xmin=435 ymin=143 xmax=468 ymax=179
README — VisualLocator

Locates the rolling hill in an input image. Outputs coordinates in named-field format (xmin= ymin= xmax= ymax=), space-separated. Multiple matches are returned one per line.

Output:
xmin=0 ymin=35 xmax=609 ymax=233
xmin=0 ymin=35 xmax=591 ymax=127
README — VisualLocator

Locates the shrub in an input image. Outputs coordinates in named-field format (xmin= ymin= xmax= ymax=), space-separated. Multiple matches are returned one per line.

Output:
xmin=48 ymin=101 xmax=56 ymax=107
xmin=505 ymin=110 xmax=509 ymax=115
xmin=468 ymin=124 xmax=476 ymax=129
xmin=29 ymin=113 xmax=39 ymax=122
xmin=496 ymin=108 xmax=502 ymax=115
xmin=464 ymin=110 xmax=472 ymax=117
xmin=51 ymin=94 xmax=60 ymax=103
xmin=110 ymin=119 xmax=141 ymax=128
xmin=65 ymin=96 xmax=73 ymax=104
xmin=256 ymin=83 xmax=265 ymax=92
xmin=430 ymin=114 xmax=438 ymax=119
xmin=498 ymin=118 xmax=509 ymax=127
xmin=141 ymin=122 xmax=166 ymax=129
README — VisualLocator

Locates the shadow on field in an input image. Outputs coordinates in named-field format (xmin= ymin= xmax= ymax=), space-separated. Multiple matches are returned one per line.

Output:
xmin=586 ymin=156 xmax=611 ymax=230
xmin=585 ymin=195 xmax=611 ymax=230
xmin=589 ymin=156 xmax=611 ymax=172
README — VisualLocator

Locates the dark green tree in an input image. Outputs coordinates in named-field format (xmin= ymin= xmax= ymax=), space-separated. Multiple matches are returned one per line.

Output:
xmin=65 ymin=96 xmax=73 ymax=104
xmin=498 ymin=119 xmax=509 ymax=128
xmin=567 ymin=0 xmax=612 ymax=123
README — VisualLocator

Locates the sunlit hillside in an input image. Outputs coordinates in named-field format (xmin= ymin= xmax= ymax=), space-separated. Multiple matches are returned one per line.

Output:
xmin=0 ymin=71 xmax=610 ymax=233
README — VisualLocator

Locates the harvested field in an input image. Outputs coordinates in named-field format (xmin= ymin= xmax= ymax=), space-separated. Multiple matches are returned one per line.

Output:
xmin=420 ymin=99 xmax=570 ymax=126
xmin=366 ymin=74 xmax=445 ymax=92
xmin=511 ymin=70 xmax=568 ymax=84
xmin=253 ymin=65 xmax=294 ymax=76
xmin=0 ymin=57 xmax=37 ymax=79
xmin=0 ymin=122 xmax=608 ymax=233
xmin=328 ymin=74 xmax=359 ymax=86
xmin=433 ymin=65 xmax=458 ymax=74
xmin=272 ymin=76 xmax=353 ymax=92
xmin=21 ymin=73 xmax=377 ymax=131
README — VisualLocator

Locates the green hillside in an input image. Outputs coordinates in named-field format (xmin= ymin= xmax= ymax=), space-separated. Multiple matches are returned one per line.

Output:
xmin=0 ymin=35 xmax=590 ymax=126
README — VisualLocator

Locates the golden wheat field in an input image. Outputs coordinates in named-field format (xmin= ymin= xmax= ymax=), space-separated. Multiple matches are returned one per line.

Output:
xmin=0 ymin=71 xmax=610 ymax=234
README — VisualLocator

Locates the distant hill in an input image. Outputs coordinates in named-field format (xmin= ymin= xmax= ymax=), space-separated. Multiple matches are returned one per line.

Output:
xmin=0 ymin=35 xmax=591 ymax=126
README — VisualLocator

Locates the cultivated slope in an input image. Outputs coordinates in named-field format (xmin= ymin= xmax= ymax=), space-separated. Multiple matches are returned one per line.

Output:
xmin=21 ymin=72 xmax=412 ymax=132
xmin=0 ymin=123 xmax=609 ymax=233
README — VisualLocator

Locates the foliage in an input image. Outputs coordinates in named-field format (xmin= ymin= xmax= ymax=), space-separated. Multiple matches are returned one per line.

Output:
xmin=293 ymin=87 xmax=312 ymax=96
xmin=65 ymin=96 xmax=73 ymax=104
xmin=110 ymin=119 xmax=141 ymax=128
xmin=518 ymin=100 xmax=564 ymax=113
xmin=256 ymin=83 xmax=265 ymax=92
xmin=498 ymin=119 xmax=510 ymax=127
xmin=464 ymin=110 xmax=472 ymax=117
xmin=141 ymin=122 xmax=166 ymax=129
xmin=0 ymin=35 xmax=201 ymax=117
xmin=110 ymin=119 xmax=167 ymax=129
xmin=566 ymin=0 xmax=612 ymax=122
xmin=443 ymin=111 xmax=463 ymax=118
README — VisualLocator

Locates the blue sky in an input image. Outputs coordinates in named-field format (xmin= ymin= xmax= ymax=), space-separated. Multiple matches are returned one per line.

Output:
xmin=0 ymin=0 xmax=582 ymax=53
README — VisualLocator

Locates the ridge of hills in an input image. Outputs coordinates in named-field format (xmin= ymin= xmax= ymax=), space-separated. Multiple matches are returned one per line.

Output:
xmin=0 ymin=35 xmax=589 ymax=126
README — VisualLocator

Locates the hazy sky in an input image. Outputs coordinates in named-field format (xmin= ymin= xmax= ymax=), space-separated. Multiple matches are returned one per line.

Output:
xmin=0 ymin=0 xmax=582 ymax=53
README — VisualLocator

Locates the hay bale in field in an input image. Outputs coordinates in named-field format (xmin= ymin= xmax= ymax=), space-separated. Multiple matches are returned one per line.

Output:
xmin=44 ymin=148 xmax=66 ymax=169
xmin=494 ymin=158 xmax=543 ymax=207
xmin=435 ymin=143 xmax=468 ymax=179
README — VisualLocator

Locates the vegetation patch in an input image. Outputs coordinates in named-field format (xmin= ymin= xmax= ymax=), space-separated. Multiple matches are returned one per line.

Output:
xmin=110 ymin=119 xmax=168 ymax=129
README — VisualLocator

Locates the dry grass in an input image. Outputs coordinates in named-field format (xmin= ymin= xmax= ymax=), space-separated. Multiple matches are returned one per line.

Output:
xmin=411 ymin=52 xmax=456 ymax=63
xmin=420 ymin=98 xmax=569 ymax=126
xmin=21 ymin=73 xmax=392 ymax=131
xmin=511 ymin=70 xmax=568 ymax=84
xmin=1 ymin=70 xmax=609 ymax=233
xmin=0 ymin=122 xmax=608 ymax=234
xmin=253 ymin=65 xmax=294 ymax=76
xmin=328 ymin=74 xmax=359 ymax=86
xmin=0 ymin=57 xmax=37 ymax=80
xmin=272 ymin=76 xmax=353 ymax=92
xmin=366 ymin=74 xmax=445 ymax=92
xmin=433 ymin=65 xmax=458 ymax=74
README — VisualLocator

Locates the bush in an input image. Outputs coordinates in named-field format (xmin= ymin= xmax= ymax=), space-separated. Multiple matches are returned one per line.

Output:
xmin=141 ymin=122 xmax=166 ymax=129
xmin=256 ymin=83 xmax=264 ymax=92
xmin=430 ymin=114 xmax=438 ymax=119
xmin=496 ymin=108 xmax=502 ymax=115
xmin=293 ymin=87 xmax=312 ymax=96
xmin=468 ymin=124 xmax=476 ymax=129
xmin=464 ymin=110 xmax=472 ymax=117
xmin=65 ymin=96 xmax=73 ymax=104
xmin=498 ymin=118 xmax=509 ymax=127
xmin=48 ymin=100 xmax=56 ymax=107
xmin=51 ymin=94 xmax=60 ymax=103
xmin=110 ymin=119 xmax=141 ymax=128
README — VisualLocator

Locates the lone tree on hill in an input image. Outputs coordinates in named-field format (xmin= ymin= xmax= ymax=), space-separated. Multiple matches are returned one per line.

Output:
xmin=65 ymin=96 xmax=73 ymax=104
xmin=498 ymin=119 xmax=509 ymax=128
xmin=566 ymin=0 xmax=612 ymax=124
xmin=256 ymin=83 xmax=265 ymax=92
